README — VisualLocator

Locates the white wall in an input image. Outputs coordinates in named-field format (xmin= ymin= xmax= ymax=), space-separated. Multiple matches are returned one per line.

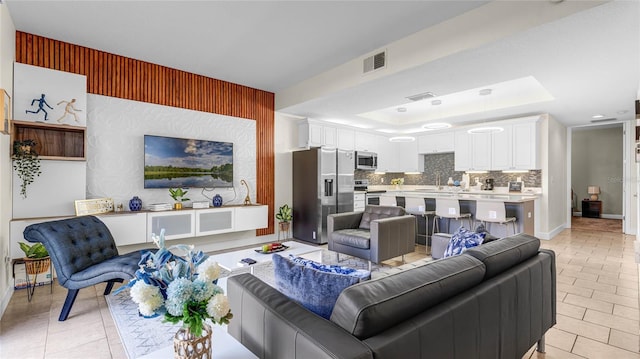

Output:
xmin=537 ymin=114 xmax=568 ymax=239
xmin=0 ymin=2 xmax=15 ymax=318
xmin=86 ymin=95 xmax=256 ymax=208
xmin=274 ymin=112 xmax=299 ymax=230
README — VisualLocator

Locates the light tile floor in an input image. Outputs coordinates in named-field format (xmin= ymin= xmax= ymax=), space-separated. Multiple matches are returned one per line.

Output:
xmin=0 ymin=229 xmax=638 ymax=359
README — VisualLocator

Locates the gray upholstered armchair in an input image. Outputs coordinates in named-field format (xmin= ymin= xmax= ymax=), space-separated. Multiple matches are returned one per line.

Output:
xmin=328 ymin=205 xmax=416 ymax=270
xmin=23 ymin=216 xmax=146 ymax=321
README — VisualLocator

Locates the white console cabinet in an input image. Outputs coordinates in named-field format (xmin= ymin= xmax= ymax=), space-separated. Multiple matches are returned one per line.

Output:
xmin=148 ymin=210 xmax=196 ymax=241
xmin=234 ymin=205 xmax=268 ymax=231
xmin=97 ymin=212 xmax=147 ymax=246
xmin=196 ymin=207 xmax=234 ymax=236
xmin=10 ymin=205 xmax=270 ymax=258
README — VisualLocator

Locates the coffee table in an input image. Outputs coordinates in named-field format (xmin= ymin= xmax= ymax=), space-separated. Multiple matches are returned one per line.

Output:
xmin=208 ymin=240 xmax=323 ymax=274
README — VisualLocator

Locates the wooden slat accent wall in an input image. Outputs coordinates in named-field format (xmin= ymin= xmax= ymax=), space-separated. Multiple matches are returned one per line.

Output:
xmin=16 ymin=31 xmax=275 ymax=235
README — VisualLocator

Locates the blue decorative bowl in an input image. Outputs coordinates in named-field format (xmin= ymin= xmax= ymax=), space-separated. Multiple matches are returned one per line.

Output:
xmin=213 ymin=194 xmax=223 ymax=207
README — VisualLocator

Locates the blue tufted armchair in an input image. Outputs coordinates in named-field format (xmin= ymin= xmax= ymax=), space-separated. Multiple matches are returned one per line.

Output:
xmin=23 ymin=215 xmax=146 ymax=321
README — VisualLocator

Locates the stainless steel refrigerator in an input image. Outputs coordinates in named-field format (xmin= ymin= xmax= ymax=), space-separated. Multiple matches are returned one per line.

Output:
xmin=292 ymin=147 xmax=354 ymax=244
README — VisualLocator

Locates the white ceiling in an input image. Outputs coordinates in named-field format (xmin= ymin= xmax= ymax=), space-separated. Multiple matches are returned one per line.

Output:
xmin=5 ymin=1 xmax=639 ymax=132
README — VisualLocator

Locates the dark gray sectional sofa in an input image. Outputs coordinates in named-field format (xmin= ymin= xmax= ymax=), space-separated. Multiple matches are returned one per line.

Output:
xmin=227 ymin=233 xmax=556 ymax=359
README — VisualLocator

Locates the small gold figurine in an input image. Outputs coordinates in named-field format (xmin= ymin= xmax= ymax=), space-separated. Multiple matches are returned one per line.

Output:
xmin=240 ymin=179 xmax=252 ymax=205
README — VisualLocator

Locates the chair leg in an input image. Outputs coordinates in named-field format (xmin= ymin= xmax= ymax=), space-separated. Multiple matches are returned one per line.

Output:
xmin=536 ymin=335 xmax=545 ymax=353
xmin=59 ymin=289 xmax=80 ymax=321
xmin=103 ymin=279 xmax=124 ymax=295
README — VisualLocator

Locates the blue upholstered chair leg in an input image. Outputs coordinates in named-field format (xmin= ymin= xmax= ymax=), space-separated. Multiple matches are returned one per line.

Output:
xmin=104 ymin=279 xmax=123 ymax=295
xmin=60 ymin=289 xmax=80 ymax=321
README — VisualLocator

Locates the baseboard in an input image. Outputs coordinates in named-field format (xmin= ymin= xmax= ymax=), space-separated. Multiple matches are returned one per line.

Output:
xmin=572 ymin=213 xmax=623 ymax=220
xmin=0 ymin=285 xmax=14 ymax=319
xmin=602 ymin=214 xmax=623 ymax=220
xmin=536 ymin=223 xmax=566 ymax=240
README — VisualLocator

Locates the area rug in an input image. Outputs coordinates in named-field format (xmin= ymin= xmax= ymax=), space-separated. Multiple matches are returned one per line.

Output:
xmin=106 ymin=250 xmax=393 ymax=359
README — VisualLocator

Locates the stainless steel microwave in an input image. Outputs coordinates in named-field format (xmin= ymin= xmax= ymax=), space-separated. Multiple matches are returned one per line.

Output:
xmin=355 ymin=151 xmax=377 ymax=170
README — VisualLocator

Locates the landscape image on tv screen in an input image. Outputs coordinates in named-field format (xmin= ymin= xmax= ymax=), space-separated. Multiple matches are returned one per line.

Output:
xmin=144 ymin=135 xmax=233 ymax=189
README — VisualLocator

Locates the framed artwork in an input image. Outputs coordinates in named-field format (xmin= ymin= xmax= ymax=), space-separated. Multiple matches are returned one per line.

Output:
xmin=1 ymin=89 xmax=10 ymax=135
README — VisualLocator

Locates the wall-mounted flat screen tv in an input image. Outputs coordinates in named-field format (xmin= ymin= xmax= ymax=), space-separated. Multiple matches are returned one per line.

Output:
xmin=144 ymin=135 xmax=233 ymax=189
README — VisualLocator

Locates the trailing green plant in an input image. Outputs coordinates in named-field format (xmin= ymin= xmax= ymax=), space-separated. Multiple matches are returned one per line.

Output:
xmin=275 ymin=204 xmax=293 ymax=223
xmin=19 ymin=242 xmax=49 ymax=259
xmin=169 ymin=188 xmax=190 ymax=202
xmin=12 ymin=139 xmax=41 ymax=199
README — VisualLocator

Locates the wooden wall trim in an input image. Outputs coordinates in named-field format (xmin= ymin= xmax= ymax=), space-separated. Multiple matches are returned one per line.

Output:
xmin=16 ymin=31 xmax=275 ymax=235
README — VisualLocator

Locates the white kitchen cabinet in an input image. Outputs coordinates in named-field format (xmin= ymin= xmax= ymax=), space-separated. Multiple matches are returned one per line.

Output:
xmin=454 ymin=130 xmax=491 ymax=171
xmin=355 ymin=132 xmax=377 ymax=152
xmin=491 ymin=121 xmax=539 ymax=170
xmin=337 ymin=128 xmax=355 ymax=150
xmin=376 ymin=135 xmax=393 ymax=172
xmin=394 ymin=140 xmax=423 ymax=173
xmin=98 ymin=212 xmax=148 ymax=246
xmin=298 ymin=120 xmax=323 ymax=147
xmin=323 ymin=126 xmax=337 ymax=148
xmin=512 ymin=122 xmax=539 ymax=169
xmin=417 ymin=132 xmax=454 ymax=154
xmin=354 ymin=192 xmax=366 ymax=211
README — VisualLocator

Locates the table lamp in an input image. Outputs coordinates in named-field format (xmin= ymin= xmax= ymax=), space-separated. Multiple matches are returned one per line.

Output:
xmin=588 ymin=186 xmax=600 ymax=201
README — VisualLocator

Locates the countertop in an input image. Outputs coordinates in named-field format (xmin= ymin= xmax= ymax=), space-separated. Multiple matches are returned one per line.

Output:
xmin=380 ymin=190 xmax=538 ymax=203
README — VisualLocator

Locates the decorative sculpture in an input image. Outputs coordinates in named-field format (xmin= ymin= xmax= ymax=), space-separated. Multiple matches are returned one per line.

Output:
xmin=56 ymin=98 xmax=82 ymax=123
xmin=240 ymin=179 xmax=252 ymax=205
xmin=26 ymin=94 xmax=53 ymax=121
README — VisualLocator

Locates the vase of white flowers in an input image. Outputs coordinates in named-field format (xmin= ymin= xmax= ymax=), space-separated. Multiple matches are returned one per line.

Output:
xmin=116 ymin=229 xmax=232 ymax=359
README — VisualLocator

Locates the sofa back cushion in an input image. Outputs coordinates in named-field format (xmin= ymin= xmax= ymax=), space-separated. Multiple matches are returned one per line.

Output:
xmin=330 ymin=254 xmax=485 ymax=339
xmin=359 ymin=205 xmax=406 ymax=230
xmin=23 ymin=216 xmax=119 ymax=284
xmin=464 ymin=233 xmax=540 ymax=280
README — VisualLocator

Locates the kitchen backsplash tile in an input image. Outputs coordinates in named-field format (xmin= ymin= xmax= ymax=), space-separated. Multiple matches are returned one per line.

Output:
xmin=355 ymin=153 xmax=541 ymax=187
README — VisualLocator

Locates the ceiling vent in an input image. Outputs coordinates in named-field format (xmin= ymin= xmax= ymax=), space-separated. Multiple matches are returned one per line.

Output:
xmin=406 ymin=91 xmax=437 ymax=102
xmin=363 ymin=51 xmax=386 ymax=74
xmin=590 ymin=117 xmax=617 ymax=123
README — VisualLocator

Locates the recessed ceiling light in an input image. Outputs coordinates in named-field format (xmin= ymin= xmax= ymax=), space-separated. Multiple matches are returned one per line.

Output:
xmin=422 ymin=122 xmax=451 ymax=130
xmin=397 ymin=107 xmax=407 ymax=112
xmin=592 ymin=114 xmax=605 ymax=119
xmin=617 ymin=110 xmax=628 ymax=115
xmin=431 ymin=99 xmax=442 ymax=106
xmin=468 ymin=126 xmax=504 ymax=134
xmin=479 ymin=88 xmax=492 ymax=96
xmin=389 ymin=136 xmax=415 ymax=142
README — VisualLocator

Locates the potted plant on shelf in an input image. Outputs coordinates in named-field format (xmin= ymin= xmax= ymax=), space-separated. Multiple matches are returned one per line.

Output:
xmin=19 ymin=241 xmax=50 ymax=276
xmin=275 ymin=204 xmax=293 ymax=239
xmin=169 ymin=188 xmax=190 ymax=210
xmin=12 ymin=139 xmax=42 ymax=199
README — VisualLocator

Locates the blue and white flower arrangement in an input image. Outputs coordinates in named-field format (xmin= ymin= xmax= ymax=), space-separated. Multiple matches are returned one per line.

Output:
xmin=116 ymin=229 xmax=232 ymax=338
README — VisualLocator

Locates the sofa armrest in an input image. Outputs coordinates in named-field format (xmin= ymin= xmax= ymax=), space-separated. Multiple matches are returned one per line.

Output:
xmin=369 ymin=215 xmax=416 ymax=263
xmin=328 ymin=212 xmax=364 ymax=233
xmin=227 ymin=273 xmax=372 ymax=359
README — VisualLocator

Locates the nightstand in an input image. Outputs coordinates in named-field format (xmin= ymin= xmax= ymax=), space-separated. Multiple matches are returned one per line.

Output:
xmin=582 ymin=200 xmax=602 ymax=218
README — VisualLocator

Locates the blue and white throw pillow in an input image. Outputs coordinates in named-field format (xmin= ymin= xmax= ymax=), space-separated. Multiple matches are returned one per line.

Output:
xmin=443 ymin=226 xmax=485 ymax=258
xmin=288 ymin=255 xmax=371 ymax=281
xmin=273 ymin=254 xmax=361 ymax=319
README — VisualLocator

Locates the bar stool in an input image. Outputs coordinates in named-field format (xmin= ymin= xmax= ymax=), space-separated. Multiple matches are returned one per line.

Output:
xmin=432 ymin=197 xmax=473 ymax=234
xmin=475 ymin=200 xmax=517 ymax=235
xmin=379 ymin=195 xmax=397 ymax=206
xmin=405 ymin=197 xmax=436 ymax=254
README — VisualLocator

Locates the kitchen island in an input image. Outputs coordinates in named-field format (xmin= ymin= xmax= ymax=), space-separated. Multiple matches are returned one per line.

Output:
xmin=378 ymin=190 xmax=537 ymax=243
